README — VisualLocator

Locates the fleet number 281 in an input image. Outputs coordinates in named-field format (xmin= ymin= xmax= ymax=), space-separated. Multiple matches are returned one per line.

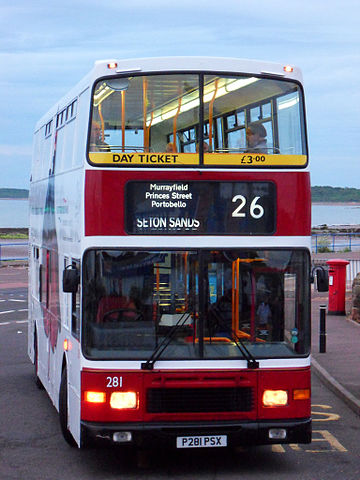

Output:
xmin=106 ymin=376 xmax=123 ymax=388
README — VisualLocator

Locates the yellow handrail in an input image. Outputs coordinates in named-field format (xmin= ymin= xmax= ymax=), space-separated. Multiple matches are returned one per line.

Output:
xmin=98 ymin=104 xmax=105 ymax=142
xmin=172 ymin=96 xmax=182 ymax=153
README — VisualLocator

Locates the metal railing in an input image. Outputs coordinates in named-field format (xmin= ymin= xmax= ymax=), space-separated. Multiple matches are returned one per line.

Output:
xmin=312 ymin=233 xmax=360 ymax=253
xmin=0 ymin=243 xmax=28 ymax=265
xmin=1 ymin=236 xmax=359 ymax=287
xmin=347 ymin=260 xmax=360 ymax=287
xmin=2 ymin=234 xmax=360 ymax=258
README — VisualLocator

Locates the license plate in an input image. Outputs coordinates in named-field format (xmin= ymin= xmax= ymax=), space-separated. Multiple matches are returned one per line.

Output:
xmin=176 ymin=435 xmax=227 ymax=449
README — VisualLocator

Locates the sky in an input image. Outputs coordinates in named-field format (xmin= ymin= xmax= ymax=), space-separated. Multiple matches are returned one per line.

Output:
xmin=1 ymin=0 xmax=359 ymax=189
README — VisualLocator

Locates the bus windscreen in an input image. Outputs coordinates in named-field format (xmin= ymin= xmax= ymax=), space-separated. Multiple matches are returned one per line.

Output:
xmin=88 ymin=73 xmax=307 ymax=168
xmin=82 ymin=249 xmax=310 ymax=361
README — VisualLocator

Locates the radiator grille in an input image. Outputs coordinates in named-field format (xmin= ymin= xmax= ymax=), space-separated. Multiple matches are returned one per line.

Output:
xmin=146 ymin=387 xmax=254 ymax=413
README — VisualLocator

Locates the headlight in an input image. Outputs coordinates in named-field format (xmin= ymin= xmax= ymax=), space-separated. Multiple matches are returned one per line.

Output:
xmin=262 ymin=389 xmax=288 ymax=407
xmin=110 ymin=392 xmax=138 ymax=409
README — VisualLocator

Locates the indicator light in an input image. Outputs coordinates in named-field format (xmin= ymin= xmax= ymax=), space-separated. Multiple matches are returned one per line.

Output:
xmin=293 ymin=388 xmax=310 ymax=400
xmin=283 ymin=65 xmax=294 ymax=73
xmin=63 ymin=339 xmax=72 ymax=351
xmin=110 ymin=392 xmax=138 ymax=409
xmin=107 ymin=62 xmax=118 ymax=69
xmin=263 ymin=389 xmax=288 ymax=407
xmin=84 ymin=391 xmax=106 ymax=403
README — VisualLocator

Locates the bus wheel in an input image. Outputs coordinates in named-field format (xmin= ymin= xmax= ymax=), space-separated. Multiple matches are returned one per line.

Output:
xmin=59 ymin=369 xmax=77 ymax=447
xmin=34 ymin=333 xmax=44 ymax=390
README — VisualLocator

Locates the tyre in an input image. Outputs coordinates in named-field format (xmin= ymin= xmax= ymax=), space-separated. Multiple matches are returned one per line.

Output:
xmin=59 ymin=368 xmax=77 ymax=447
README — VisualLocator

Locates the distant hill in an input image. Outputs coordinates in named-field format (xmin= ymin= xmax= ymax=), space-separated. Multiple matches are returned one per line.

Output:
xmin=0 ymin=188 xmax=29 ymax=199
xmin=0 ymin=186 xmax=359 ymax=202
xmin=312 ymin=186 xmax=360 ymax=202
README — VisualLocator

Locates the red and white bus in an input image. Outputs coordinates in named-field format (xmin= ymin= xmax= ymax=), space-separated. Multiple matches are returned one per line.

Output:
xmin=28 ymin=57 xmax=312 ymax=449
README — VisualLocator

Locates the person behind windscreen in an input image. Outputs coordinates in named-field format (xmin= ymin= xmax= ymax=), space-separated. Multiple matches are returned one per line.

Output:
xmin=256 ymin=296 xmax=272 ymax=335
xmin=246 ymin=123 xmax=268 ymax=153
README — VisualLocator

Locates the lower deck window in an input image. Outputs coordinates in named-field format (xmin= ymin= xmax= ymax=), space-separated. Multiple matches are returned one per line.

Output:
xmin=82 ymin=249 xmax=310 ymax=360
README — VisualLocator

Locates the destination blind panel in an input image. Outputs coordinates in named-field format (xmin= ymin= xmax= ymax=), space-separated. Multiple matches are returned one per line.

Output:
xmin=125 ymin=181 xmax=276 ymax=235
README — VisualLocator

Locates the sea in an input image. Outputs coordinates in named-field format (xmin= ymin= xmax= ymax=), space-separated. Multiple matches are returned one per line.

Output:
xmin=1 ymin=199 xmax=360 ymax=229
xmin=311 ymin=203 xmax=360 ymax=227
xmin=0 ymin=199 xmax=29 ymax=228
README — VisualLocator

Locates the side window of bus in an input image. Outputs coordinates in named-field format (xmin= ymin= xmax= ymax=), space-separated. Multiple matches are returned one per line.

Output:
xmin=39 ymin=264 xmax=42 ymax=302
xmin=71 ymin=260 xmax=81 ymax=339
xmin=33 ymin=247 xmax=40 ymax=301
xmin=40 ymin=249 xmax=49 ymax=308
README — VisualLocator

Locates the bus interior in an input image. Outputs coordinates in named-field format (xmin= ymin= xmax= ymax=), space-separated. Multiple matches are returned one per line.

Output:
xmin=90 ymin=73 xmax=306 ymax=158
xmin=82 ymin=249 xmax=310 ymax=361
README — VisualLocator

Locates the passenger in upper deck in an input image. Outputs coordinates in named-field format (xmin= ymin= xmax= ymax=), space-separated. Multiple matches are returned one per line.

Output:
xmin=90 ymin=121 xmax=111 ymax=152
xmin=196 ymin=141 xmax=209 ymax=153
xmin=166 ymin=142 xmax=176 ymax=153
xmin=246 ymin=123 xmax=268 ymax=153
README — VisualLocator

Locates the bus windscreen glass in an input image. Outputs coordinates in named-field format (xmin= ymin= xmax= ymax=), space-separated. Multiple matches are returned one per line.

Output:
xmin=88 ymin=73 xmax=307 ymax=168
xmin=82 ymin=249 xmax=310 ymax=360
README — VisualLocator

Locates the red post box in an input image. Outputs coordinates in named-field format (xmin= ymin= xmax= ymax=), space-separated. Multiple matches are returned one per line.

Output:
xmin=326 ymin=259 xmax=349 ymax=315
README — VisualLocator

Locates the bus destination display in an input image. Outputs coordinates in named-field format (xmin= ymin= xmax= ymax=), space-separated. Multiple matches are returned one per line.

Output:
xmin=126 ymin=181 xmax=276 ymax=235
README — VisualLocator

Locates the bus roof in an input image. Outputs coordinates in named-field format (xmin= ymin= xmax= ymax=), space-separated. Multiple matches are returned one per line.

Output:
xmin=92 ymin=56 xmax=302 ymax=80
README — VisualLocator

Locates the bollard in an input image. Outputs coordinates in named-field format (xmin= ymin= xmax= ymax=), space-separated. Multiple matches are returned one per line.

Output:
xmin=319 ymin=304 xmax=326 ymax=353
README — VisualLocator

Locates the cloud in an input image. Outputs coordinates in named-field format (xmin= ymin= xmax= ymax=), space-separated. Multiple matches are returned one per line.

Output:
xmin=0 ymin=145 xmax=32 ymax=156
xmin=0 ymin=152 xmax=31 ymax=189
xmin=1 ymin=0 xmax=360 ymax=188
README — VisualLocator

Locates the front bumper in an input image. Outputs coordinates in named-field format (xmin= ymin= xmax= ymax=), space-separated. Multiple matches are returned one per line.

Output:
xmin=81 ymin=417 xmax=312 ymax=448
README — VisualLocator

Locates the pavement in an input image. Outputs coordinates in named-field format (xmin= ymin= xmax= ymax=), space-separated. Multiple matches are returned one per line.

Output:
xmin=311 ymin=288 xmax=360 ymax=416
xmin=1 ymin=263 xmax=360 ymax=416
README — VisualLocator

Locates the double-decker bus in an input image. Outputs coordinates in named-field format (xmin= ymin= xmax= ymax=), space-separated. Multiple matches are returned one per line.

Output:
xmin=28 ymin=57 xmax=312 ymax=449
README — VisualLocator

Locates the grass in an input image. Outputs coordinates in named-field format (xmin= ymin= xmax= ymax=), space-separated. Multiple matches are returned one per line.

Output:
xmin=0 ymin=233 xmax=28 ymax=240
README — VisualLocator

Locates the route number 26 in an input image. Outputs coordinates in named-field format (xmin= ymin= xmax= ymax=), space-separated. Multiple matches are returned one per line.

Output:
xmin=231 ymin=195 xmax=264 ymax=219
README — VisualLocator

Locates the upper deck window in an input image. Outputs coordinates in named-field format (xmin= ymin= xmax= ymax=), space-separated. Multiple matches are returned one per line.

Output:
xmin=88 ymin=73 xmax=307 ymax=168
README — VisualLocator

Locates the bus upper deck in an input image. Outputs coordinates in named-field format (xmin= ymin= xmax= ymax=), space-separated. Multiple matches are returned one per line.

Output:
xmin=32 ymin=57 xmax=308 ymax=185
xmin=88 ymin=58 xmax=307 ymax=169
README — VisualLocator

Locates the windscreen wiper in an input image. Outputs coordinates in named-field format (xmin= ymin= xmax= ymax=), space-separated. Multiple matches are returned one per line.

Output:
xmin=232 ymin=329 xmax=259 ymax=369
xmin=141 ymin=309 xmax=259 ymax=370
xmin=141 ymin=312 xmax=190 ymax=370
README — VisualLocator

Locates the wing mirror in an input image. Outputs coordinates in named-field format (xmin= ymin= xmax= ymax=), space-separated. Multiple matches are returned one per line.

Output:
xmin=63 ymin=266 xmax=80 ymax=293
xmin=311 ymin=266 xmax=329 ymax=292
